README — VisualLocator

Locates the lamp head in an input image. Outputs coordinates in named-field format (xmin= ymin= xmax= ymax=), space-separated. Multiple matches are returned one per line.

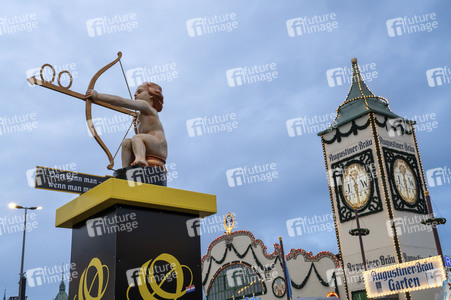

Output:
xmin=8 ymin=203 xmax=41 ymax=210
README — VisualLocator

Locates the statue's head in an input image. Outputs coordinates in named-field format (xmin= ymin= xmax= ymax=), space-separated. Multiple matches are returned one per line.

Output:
xmin=135 ymin=82 xmax=164 ymax=112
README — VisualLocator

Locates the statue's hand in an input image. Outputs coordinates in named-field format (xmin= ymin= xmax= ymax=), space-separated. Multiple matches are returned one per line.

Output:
xmin=85 ymin=89 xmax=98 ymax=100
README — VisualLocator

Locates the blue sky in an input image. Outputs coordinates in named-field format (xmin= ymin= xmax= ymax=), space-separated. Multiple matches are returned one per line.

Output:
xmin=1 ymin=0 xmax=450 ymax=298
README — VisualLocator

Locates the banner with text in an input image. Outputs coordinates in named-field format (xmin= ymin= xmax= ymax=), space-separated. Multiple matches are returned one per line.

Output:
xmin=363 ymin=255 xmax=445 ymax=298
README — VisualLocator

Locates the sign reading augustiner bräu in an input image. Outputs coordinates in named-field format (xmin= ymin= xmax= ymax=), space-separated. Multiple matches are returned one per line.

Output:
xmin=363 ymin=256 xmax=446 ymax=298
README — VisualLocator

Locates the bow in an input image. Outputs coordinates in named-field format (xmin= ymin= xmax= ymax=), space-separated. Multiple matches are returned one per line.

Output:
xmin=86 ymin=52 xmax=129 ymax=170
xmin=27 ymin=51 xmax=137 ymax=170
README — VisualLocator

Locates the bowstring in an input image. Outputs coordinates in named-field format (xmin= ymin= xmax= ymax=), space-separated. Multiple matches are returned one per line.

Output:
xmin=111 ymin=59 xmax=137 ymax=162
xmin=120 ymin=59 xmax=134 ymax=100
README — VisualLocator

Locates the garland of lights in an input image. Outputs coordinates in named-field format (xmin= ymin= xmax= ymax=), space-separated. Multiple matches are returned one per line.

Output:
xmin=408 ymin=118 xmax=434 ymax=300
xmin=290 ymin=263 xmax=330 ymax=289
xmin=312 ymin=263 xmax=330 ymax=287
xmin=211 ymin=243 xmax=229 ymax=264
xmin=369 ymin=112 xmax=412 ymax=300
xmin=286 ymin=248 xmax=339 ymax=266
xmin=201 ymin=231 xmax=281 ymax=269
xmin=202 ymin=235 xmax=334 ymax=292
xmin=374 ymin=115 xmax=413 ymax=135
xmin=206 ymin=260 xmax=268 ymax=299
xmin=290 ymin=264 xmax=312 ymax=289
xmin=202 ymin=257 xmax=213 ymax=286
xmin=322 ymin=119 xmax=370 ymax=144
xmin=202 ymin=242 xmax=283 ymax=286
xmin=321 ymin=137 xmax=349 ymax=299
xmin=232 ymin=243 xmax=281 ymax=271
xmin=332 ymin=272 xmax=340 ymax=296
xmin=202 ymin=245 xmax=231 ymax=286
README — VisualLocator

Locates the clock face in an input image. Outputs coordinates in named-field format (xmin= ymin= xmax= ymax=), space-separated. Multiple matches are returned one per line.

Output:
xmin=393 ymin=158 xmax=417 ymax=204
xmin=342 ymin=163 xmax=371 ymax=209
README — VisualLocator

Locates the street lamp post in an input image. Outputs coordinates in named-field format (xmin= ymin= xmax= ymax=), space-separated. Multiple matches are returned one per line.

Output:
xmin=8 ymin=203 xmax=42 ymax=300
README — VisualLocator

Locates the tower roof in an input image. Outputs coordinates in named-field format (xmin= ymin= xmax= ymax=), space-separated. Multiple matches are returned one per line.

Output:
xmin=59 ymin=278 xmax=65 ymax=292
xmin=54 ymin=272 xmax=68 ymax=300
xmin=318 ymin=58 xmax=411 ymax=136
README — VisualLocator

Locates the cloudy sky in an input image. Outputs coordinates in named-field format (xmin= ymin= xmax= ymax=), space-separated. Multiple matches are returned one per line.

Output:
xmin=0 ymin=0 xmax=450 ymax=298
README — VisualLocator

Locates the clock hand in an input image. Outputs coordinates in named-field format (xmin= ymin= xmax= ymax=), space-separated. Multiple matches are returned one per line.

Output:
xmin=399 ymin=164 xmax=409 ymax=197
xmin=351 ymin=170 xmax=360 ymax=206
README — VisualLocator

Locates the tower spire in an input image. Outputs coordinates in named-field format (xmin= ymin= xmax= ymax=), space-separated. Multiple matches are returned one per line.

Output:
xmin=54 ymin=267 xmax=68 ymax=299
xmin=345 ymin=57 xmax=375 ymax=101
xmin=59 ymin=268 xmax=65 ymax=292
xmin=318 ymin=57 xmax=408 ymax=136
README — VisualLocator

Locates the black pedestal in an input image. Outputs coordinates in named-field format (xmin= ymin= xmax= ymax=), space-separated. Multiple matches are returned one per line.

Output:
xmin=114 ymin=165 xmax=167 ymax=187
xmin=69 ymin=205 xmax=202 ymax=299
xmin=56 ymin=178 xmax=215 ymax=299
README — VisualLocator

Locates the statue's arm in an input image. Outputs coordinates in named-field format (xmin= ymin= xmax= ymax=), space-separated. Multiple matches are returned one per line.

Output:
xmin=86 ymin=90 xmax=152 ymax=113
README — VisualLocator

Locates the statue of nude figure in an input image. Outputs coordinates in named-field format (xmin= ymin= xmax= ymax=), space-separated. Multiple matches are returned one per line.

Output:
xmin=85 ymin=82 xmax=167 ymax=169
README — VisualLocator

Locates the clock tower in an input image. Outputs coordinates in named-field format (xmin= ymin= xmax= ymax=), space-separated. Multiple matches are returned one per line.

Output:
xmin=318 ymin=58 xmax=442 ymax=300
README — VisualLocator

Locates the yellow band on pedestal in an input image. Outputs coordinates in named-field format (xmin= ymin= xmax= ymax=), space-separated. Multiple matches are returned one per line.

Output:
xmin=55 ymin=178 xmax=217 ymax=228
